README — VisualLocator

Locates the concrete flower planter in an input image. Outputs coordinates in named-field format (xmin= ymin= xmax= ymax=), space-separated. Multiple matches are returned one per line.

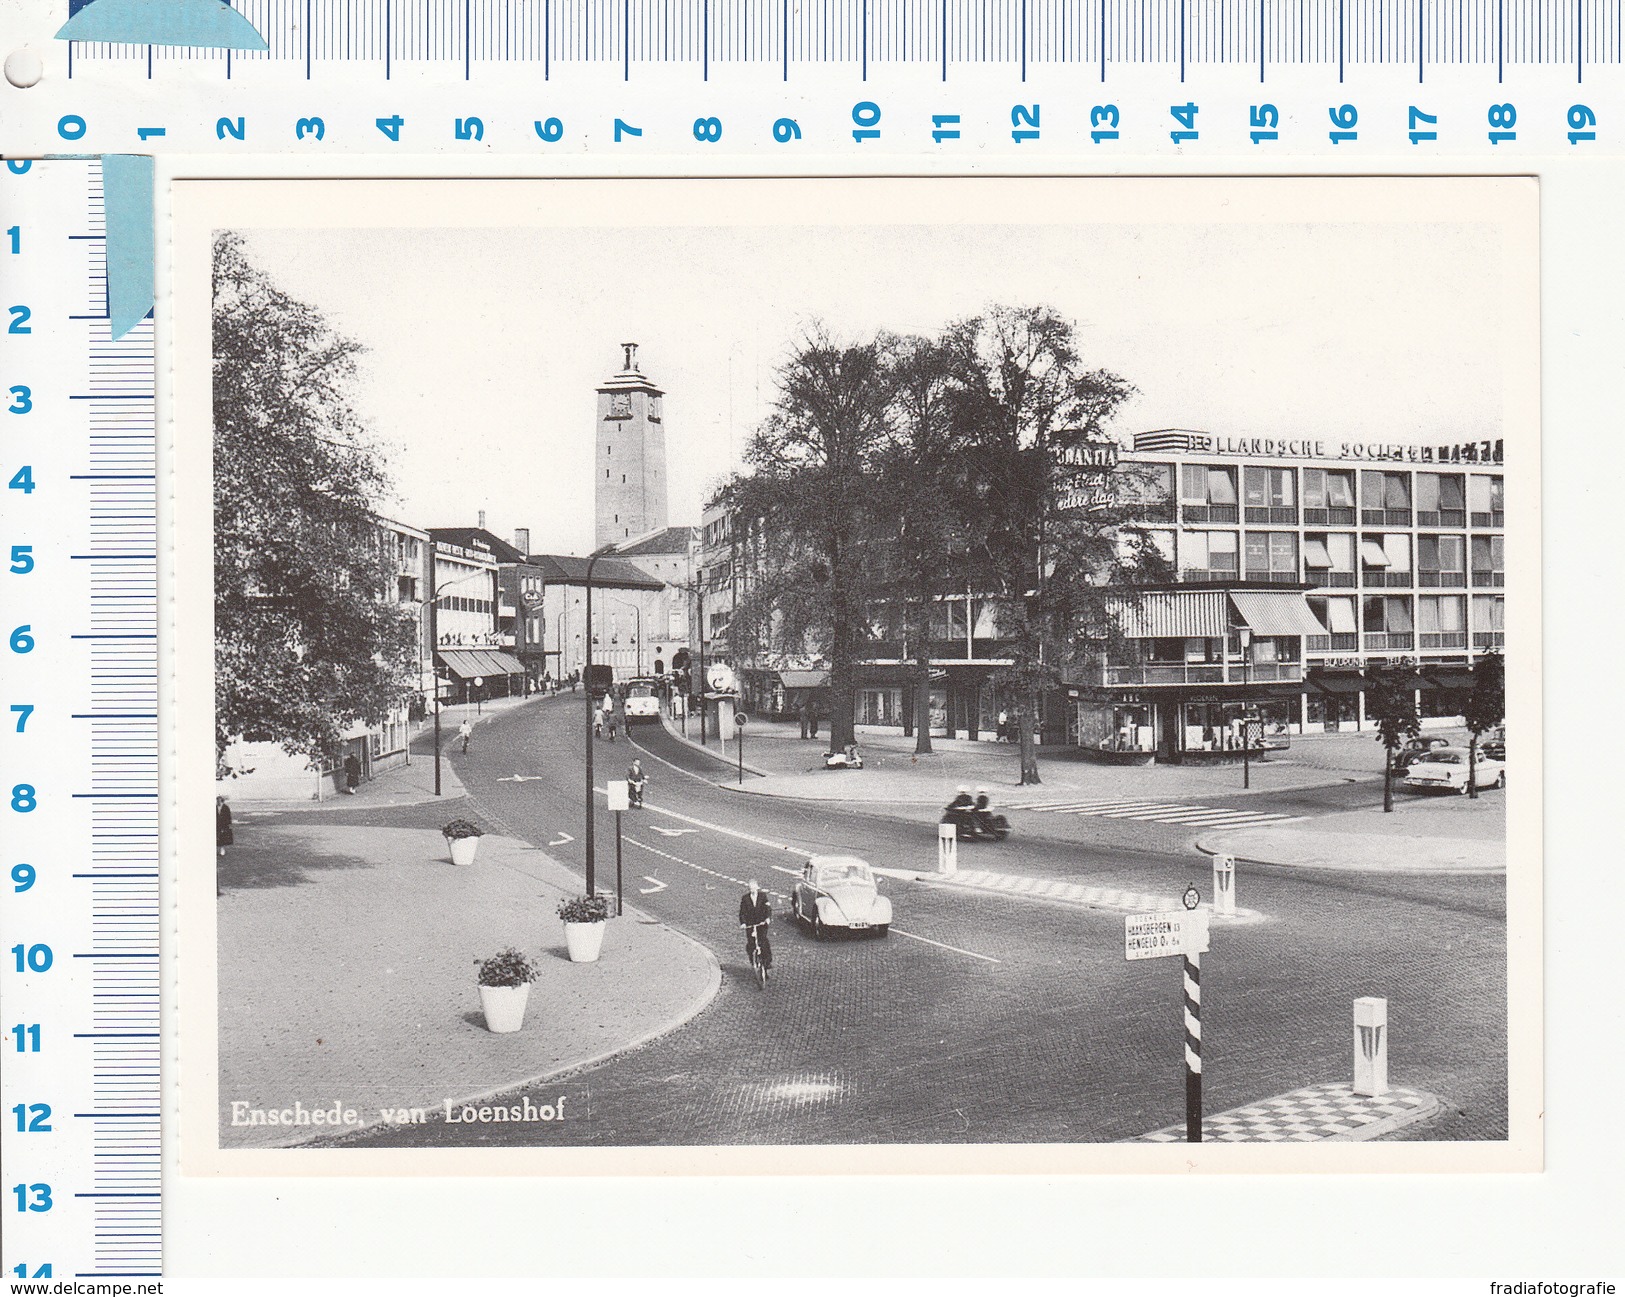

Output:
xmin=477 ymin=982 xmax=530 ymax=1033
xmin=448 ymin=836 xmax=480 ymax=866
xmin=563 ymin=921 xmax=606 ymax=963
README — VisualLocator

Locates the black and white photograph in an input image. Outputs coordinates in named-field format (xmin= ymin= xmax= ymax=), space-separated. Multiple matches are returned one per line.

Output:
xmin=175 ymin=176 xmax=1540 ymax=1172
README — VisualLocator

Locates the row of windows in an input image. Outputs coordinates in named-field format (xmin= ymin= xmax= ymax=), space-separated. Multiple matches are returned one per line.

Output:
xmin=439 ymin=596 xmax=493 ymax=615
xmin=1130 ymin=463 xmax=1504 ymax=526
xmin=1164 ymin=529 xmax=1505 ymax=586
xmin=1307 ymin=593 xmax=1505 ymax=649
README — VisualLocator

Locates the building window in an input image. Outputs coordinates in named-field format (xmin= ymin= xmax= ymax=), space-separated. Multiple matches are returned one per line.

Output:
xmin=1473 ymin=593 xmax=1506 ymax=647
xmin=1418 ymin=594 xmax=1467 ymax=648
xmin=1360 ymin=471 xmax=1412 ymax=525
xmin=1306 ymin=595 xmax=1358 ymax=652
xmin=1416 ymin=473 xmax=1466 ymax=527
xmin=1179 ymin=465 xmax=1239 ymax=523
xmin=1304 ymin=532 xmax=1356 ymax=587
xmin=1417 ymin=534 xmax=1466 ymax=588
xmin=1471 ymin=534 xmax=1504 ymax=587
xmin=1244 ymin=532 xmax=1299 ymax=583
xmin=1180 ymin=530 xmax=1239 ymax=581
xmin=1361 ymin=533 xmax=1411 ymax=587
xmin=1303 ymin=469 xmax=1356 ymax=524
xmin=1243 ymin=466 xmax=1297 ymax=523
xmin=1469 ymin=475 xmax=1504 ymax=527
xmin=1121 ymin=462 xmax=1176 ymax=522
xmin=1363 ymin=594 xmax=1414 ymax=650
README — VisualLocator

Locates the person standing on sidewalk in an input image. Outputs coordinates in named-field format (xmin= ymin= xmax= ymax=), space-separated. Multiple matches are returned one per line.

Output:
xmin=457 ymin=719 xmax=472 ymax=754
xmin=216 ymin=795 xmax=233 ymax=859
xmin=343 ymin=752 xmax=361 ymax=795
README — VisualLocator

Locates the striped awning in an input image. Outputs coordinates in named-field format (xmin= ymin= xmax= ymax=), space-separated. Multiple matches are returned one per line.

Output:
xmin=1227 ymin=591 xmax=1328 ymax=637
xmin=1114 ymin=590 xmax=1229 ymax=639
xmin=437 ymin=649 xmax=527 ymax=680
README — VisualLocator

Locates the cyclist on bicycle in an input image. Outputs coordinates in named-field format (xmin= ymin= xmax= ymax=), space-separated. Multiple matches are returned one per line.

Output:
xmin=738 ymin=879 xmax=772 ymax=974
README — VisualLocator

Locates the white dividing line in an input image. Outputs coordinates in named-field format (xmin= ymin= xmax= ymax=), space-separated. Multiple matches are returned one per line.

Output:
xmin=886 ymin=927 xmax=1002 ymax=964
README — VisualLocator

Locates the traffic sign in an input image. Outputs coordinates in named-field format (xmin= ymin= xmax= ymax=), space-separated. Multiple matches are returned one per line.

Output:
xmin=1124 ymin=909 xmax=1210 ymax=961
xmin=606 ymin=780 xmax=630 ymax=812
xmin=1182 ymin=885 xmax=1201 ymax=911
xmin=734 ymin=712 xmax=749 ymax=728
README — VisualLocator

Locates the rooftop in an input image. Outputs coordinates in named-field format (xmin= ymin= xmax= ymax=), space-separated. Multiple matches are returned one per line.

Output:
xmin=613 ymin=525 xmax=696 ymax=557
xmin=532 ymin=554 xmax=666 ymax=591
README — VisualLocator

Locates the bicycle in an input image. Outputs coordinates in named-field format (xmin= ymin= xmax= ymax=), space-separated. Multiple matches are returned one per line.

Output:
xmin=744 ymin=920 xmax=770 ymax=990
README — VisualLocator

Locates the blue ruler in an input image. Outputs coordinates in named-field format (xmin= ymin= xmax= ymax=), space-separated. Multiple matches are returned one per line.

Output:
xmin=0 ymin=156 xmax=161 ymax=1283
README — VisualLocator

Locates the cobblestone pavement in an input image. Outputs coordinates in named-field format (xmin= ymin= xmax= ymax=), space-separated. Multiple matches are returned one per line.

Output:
xmin=315 ymin=696 xmax=1508 ymax=1149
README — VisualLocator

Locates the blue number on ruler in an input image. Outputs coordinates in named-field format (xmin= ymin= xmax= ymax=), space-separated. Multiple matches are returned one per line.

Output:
xmin=9 ymin=467 xmax=35 ymax=494
xmin=10 ymin=944 xmax=51 ymax=972
xmin=136 ymin=127 xmax=165 ymax=140
xmin=1011 ymin=105 xmax=1039 ymax=143
xmin=5 ymin=227 xmax=17 ymax=254
xmin=11 ymin=1023 xmax=41 ymax=1051
xmin=1568 ymin=104 xmax=1597 ymax=144
xmin=535 ymin=118 xmax=564 ymax=142
xmin=57 ymin=116 xmax=85 ymax=141
xmin=932 ymin=114 xmax=960 ymax=143
xmin=11 ymin=1184 xmax=52 ymax=1212
xmin=1169 ymin=102 xmax=1199 ymax=143
xmin=11 ymin=863 xmax=34 ymax=892
xmin=1249 ymin=103 xmax=1279 ymax=143
xmin=456 ymin=117 xmax=485 ymax=141
xmin=5 ymin=161 xmax=30 ymax=175
xmin=11 ymin=1104 xmax=51 ymax=1133
xmin=693 ymin=117 xmax=722 ymax=143
xmin=772 ymin=118 xmax=801 ymax=143
xmin=12 ymin=706 xmax=33 ymax=733
xmin=1488 ymin=103 xmax=1516 ymax=145
xmin=10 ymin=786 xmax=37 ymax=813
xmin=1328 ymin=104 xmax=1358 ymax=144
xmin=377 ymin=116 xmax=404 ymax=142
xmin=1408 ymin=107 xmax=1438 ymax=144
xmin=613 ymin=119 xmax=642 ymax=142
xmin=1091 ymin=105 xmax=1120 ymax=143
xmin=296 ymin=117 xmax=325 ymax=141
xmin=217 ymin=117 xmax=246 ymax=141
xmin=11 ymin=1265 xmax=52 ymax=1278
xmin=10 ymin=545 xmax=33 ymax=573
xmin=7 ymin=306 xmax=31 ymax=334
xmin=852 ymin=101 xmax=881 ymax=142
xmin=9 ymin=386 xmax=30 ymax=413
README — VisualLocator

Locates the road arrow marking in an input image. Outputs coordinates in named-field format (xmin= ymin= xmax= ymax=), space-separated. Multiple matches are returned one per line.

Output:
xmin=649 ymin=825 xmax=699 ymax=838
xmin=548 ymin=832 xmax=575 ymax=847
xmin=639 ymin=876 xmax=668 ymax=895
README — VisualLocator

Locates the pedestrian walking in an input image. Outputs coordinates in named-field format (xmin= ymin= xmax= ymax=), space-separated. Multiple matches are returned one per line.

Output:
xmin=458 ymin=719 xmax=472 ymax=754
xmin=601 ymin=694 xmax=617 ymax=743
xmin=343 ymin=752 xmax=361 ymax=795
xmin=997 ymin=710 xmax=1009 ymax=742
xmin=216 ymin=795 xmax=233 ymax=859
xmin=799 ymin=698 xmax=813 ymax=741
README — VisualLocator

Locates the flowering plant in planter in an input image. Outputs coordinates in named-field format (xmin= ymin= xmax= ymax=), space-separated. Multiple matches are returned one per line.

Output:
xmin=442 ymin=819 xmax=484 ymax=841
xmin=557 ymin=894 xmax=611 ymax=924
xmin=475 ymin=948 xmax=539 ymax=988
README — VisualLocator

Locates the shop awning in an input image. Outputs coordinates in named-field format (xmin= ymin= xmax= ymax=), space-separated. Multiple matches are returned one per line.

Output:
xmin=1307 ymin=670 xmax=1365 ymax=695
xmin=778 ymin=669 xmax=830 ymax=690
xmin=1302 ymin=539 xmax=1333 ymax=568
xmin=1360 ymin=539 xmax=1390 ymax=567
xmin=1227 ymin=591 xmax=1328 ymax=638
xmin=1115 ymin=590 xmax=1229 ymax=639
xmin=437 ymin=649 xmax=527 ymax=679
xmin=1422 ymin=665 xmax=1476 ymax=691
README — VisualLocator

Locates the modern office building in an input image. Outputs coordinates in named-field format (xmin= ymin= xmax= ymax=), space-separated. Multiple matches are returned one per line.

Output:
xmin=1067 ymin=429 xmax=1506 ymax=760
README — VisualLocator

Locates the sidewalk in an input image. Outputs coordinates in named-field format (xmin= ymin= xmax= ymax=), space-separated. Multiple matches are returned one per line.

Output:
xmin=681 ymin=714 xmax=1387 ymax=805
xmin=216 ymin=818 xmax=720 ymax=1149
xmin=1198 ymin=789 xmax=1506 ymax=873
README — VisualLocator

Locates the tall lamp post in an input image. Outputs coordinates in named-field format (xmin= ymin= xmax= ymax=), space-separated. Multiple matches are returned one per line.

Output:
xmin=604 ymin=594 xmax=644 ymax=678
xmin=583 ymin=543 xmax=617 ymax=897
xmin=1237 ymin=625 xmax=1253 ymax=790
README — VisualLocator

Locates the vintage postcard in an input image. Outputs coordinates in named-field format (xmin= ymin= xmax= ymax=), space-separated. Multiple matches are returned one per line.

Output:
xmin=170 ymin=175 xmax=1540 ymax=1175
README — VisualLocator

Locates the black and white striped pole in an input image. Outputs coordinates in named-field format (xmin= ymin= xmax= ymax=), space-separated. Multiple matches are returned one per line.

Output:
xmin=1181 ymin=885 xmax=1203 ymax=1143
xmin=1124 ymin=885 xmax=1211 ymax=1142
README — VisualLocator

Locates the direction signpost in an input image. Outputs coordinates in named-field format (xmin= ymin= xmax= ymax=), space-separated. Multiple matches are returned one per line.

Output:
xmin=606 ymin=780 xmax=630 ymax=915
xmin=1125 ymin=887 xmax=1211 ymax=1142
xmin=734 ymin=711 xmax=749 ymax=785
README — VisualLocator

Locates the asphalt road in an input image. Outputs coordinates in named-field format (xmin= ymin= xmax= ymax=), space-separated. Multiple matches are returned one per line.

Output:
xmin=333 ymin=695 xmax=1507 ymax=1147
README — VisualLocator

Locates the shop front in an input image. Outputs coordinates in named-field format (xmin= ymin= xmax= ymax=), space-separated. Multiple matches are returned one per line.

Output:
xmin=1306 ymin=665 xmax=1365 ymax=731
xmin=436 ymin=648 xmax=529 ymax=704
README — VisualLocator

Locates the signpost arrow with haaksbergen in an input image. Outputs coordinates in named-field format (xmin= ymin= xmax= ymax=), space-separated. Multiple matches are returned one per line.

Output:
xmin=1126 ymin=889 xmax=1211 ymax=1143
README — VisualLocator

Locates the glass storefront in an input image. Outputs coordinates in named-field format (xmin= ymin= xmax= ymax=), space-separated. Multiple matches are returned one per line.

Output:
xmin=1076 ymin=702 xmax=1156 ymax=753
xmin=857 ymin=688 xmax=903 ymax=727
xmin=1181 ymin=699 xmax=1294 ymax=752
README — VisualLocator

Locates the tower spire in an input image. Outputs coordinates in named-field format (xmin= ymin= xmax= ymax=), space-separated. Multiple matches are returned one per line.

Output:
xmin=622 ymin=341 xmax=638 ymax=372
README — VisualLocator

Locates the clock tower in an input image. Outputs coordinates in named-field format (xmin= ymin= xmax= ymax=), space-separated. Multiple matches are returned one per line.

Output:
xmin=595 ymin=342 xmax=669 ymax=549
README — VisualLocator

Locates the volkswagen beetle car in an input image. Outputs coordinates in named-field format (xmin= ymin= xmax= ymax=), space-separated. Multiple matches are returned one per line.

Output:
xmin=622 ymin=679 xmax=661 ymax=725
xmin=1402 ymin=746 xmax=1505 ymax=794
xmin=791 ymin=855 xmax=892 ymax=938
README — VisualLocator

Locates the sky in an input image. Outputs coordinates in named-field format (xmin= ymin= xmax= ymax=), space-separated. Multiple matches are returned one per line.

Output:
xmin=231 ymin=188 xmax=1516 ymax=557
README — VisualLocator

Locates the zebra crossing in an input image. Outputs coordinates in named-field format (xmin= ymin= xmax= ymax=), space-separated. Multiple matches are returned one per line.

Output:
xmin=1000 ymin=796 xmax=1305 ymax=830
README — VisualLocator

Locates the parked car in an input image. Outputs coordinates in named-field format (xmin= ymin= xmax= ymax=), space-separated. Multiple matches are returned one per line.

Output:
xmin=1480 ymin=726 xmax=1507 ymax=762
xmin=790 ymin=855 xmax=892 ymax=938
xmin=622 ymin=678 xmax=661 ymax=725
xmin=1403 ymin=747 xmax=1506 ymax=794
xmin=1393 ymin=735 xmax=1454 ymax=771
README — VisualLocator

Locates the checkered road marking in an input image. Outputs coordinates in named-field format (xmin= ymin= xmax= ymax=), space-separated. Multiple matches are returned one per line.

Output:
xmin=1002 ymin=796 xmax=1305 ymax=829
xmin=1139 ymin=1082 xmax=1441 ymax=1142
xmin=939 ymin=869 xmax=1260 ymax=922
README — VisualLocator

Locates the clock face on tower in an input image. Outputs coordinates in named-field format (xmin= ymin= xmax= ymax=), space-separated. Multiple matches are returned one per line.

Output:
xmin=609 ymin=394 xmax=632 ymax=419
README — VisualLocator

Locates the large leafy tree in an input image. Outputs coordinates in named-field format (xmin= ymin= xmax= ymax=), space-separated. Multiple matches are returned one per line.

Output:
xmin=1463 ymin=650 xmax=1505 ymax=799
xmin=940 ymin=305 xmax=1164 ymax=784
xmin=721 ymin=327 xmax=896 ymax=750
xmin=213 ymin=233 xmax=417 ymax=766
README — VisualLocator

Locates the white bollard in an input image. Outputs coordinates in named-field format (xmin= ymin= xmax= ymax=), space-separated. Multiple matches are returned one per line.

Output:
xmin=1353 ymin=996 xmax=1389 ymax=1097
xmin=1211 ymin=853 xmax=1236 ymax=917
xmin=937 ymin=821 xmax=958 ymax=876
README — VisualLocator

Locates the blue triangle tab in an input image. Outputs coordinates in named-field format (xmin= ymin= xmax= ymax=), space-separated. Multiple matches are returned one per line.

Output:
xmin=103 ymin=155 xmax=154 ymax=343
xmin=56 ymin=0 xmax=268 ymax=50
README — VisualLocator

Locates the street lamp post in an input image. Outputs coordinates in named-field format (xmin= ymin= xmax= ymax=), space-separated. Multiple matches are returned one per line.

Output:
xmin=583 ymin=543 xmax=616 ymax=897
xmin=1238 ymin=625 xmax=1253 ymax=790
xmin=605 ymin=595 xmax=643 ymax=678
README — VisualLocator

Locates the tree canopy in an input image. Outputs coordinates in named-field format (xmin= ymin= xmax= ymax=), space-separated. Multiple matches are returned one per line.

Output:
xmin=213 ymin=233 xmax=418 ymax=765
